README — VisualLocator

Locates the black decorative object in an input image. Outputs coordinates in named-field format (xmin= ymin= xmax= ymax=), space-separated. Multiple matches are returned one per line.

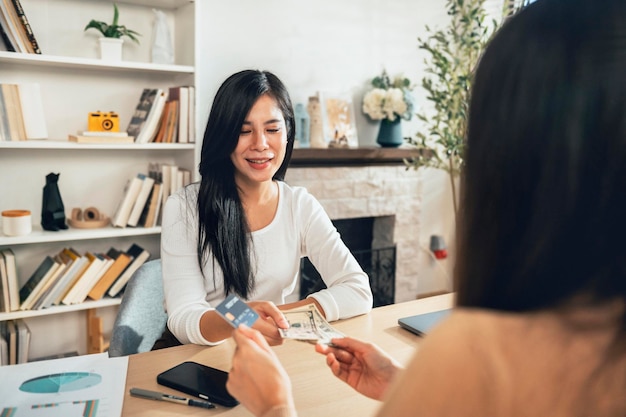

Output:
xmin=41 ymin=172 xmax=68 ymax=231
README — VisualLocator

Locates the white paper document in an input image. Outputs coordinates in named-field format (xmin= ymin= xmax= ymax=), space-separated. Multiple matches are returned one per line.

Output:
xmin=0 ymin=352 xmax=129 ymax=417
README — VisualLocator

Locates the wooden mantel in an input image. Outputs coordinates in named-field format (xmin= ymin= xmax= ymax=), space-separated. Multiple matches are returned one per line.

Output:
xmin=289 ymin=147 xmax=419 ymax=167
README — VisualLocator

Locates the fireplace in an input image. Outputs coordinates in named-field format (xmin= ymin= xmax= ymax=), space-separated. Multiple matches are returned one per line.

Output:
xmin=299 ymin=216 xmax=397 ymax=307
xmin=285 ymin=148 xmax=424 ymax=304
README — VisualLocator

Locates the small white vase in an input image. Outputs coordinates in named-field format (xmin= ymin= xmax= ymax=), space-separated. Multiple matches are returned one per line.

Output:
xmin=99 ymin=37 xmax=124 ymax=61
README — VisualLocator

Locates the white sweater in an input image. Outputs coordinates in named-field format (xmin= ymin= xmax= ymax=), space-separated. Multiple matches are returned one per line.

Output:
xmin=161 ymin=181 xmax=373 ymax=345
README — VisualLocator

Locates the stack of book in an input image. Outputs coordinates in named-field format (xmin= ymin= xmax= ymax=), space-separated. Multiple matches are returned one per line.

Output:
xmin=112 ymin=163 xmax=192 ymax=229
xmin=12 ymin=243 xmax=151 ymax=312
xmin=0 ymin=319 xmax=30 ymax=365
xmin=0 ymin=0 xmax=41 ymax=54
xmin=126 ymin=86 xmax=196 ymax=144
xmin=0 ymin=83 xmax=48 ymax=141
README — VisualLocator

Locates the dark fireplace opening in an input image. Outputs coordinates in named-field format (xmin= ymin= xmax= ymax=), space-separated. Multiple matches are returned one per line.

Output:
xmin=299 ymin=216 xmax=396 ymax=307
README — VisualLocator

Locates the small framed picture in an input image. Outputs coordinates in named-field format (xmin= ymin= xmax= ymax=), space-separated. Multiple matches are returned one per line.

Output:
xmin=319 ymin=91 xmax=359 ymax=148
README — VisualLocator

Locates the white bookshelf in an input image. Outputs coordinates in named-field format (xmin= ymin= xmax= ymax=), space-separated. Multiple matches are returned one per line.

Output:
xmin=0 ymin=0 xmax=199 ymax=360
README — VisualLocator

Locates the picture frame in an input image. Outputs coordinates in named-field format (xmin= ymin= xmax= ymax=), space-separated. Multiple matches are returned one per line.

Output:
xmin=318 ymin=91 xmax=359 ymax=148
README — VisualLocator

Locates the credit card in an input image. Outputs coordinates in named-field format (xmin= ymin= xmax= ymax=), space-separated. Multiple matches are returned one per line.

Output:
xmin=215 ymin=294 xmax=259 ymax=328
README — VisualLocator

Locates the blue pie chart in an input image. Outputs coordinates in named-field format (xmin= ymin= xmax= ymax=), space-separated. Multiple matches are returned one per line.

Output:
xmin=19 ymin=372 xmax=102 ymax=393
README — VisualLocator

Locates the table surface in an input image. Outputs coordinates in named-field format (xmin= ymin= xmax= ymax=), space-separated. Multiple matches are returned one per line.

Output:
xmin=122 ymin=293 xmax=455 ymax=417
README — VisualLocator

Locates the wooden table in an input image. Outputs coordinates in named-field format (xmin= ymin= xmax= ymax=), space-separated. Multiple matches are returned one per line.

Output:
xmin=122 ymin=293 xmax=454 ymax=416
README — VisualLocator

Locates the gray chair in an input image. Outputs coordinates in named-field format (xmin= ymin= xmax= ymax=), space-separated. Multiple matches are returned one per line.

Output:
xmin=108 ymin=259 xmax=168 ymax=357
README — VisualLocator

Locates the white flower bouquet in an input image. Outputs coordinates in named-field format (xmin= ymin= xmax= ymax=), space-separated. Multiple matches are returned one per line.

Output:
xmin=362 ymin=71 xmax=414 ymax=122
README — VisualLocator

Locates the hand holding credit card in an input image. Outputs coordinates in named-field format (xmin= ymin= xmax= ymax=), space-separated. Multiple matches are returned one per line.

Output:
xmin=215 ymin=294 xmax=260 ymax=328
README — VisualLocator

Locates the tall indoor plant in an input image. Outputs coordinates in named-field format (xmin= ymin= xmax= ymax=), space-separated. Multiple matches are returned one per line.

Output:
xmin=405 ymin=0 xmax=498 ymax=214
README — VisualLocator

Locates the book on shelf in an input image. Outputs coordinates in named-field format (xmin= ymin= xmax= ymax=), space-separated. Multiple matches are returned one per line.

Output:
xmin=61 ymin=252 xmax=106 ymax=305
xmin=5 ymin=319 xmax=17 ymax=364
xmin=127 ymin=174 xmax=155 ymax=227
xmin=0 ymin=251 xmax=10 ymax=312
xmin=49 ymin=248 xmax=90 ymax=307
xmin=0 ymin=0 xmax=34 ymax=53
xmin=142 ymin=181 xmax=163 ymax=228
xmin=163 ymin=99 xmax=179 ymax=143
xmin=30 ymin=252 xmax=72 ymax=310
xmin=0 ymin=322 xmax=7 ymax=365
xmin=19 ymin=255 xmax=64 ymax=311
xmin=0 ymin=0 xmax=26 ymax=52
xmin=126 ymin=88 xmax=167 ymax=144
xmin=169 ymin=86 xmax=190 ymax=143
xmin=107 ymin=243 xmax=150 ymax=298
xmin=0 ymin=11 xmax=16 ymax=52
xmin=0 ymin=84 xmax=12 ymax=141
xmin=1 ymin=83 xmax=26 ymax=141
xmin=15 ymin=318 xmax=30 ymax=364
xmin=1 ymin=249 xmax=19 ymax=311
xmin=17 ymin=82 xmax=47 ymax=139
xmin=188 ymin=86 xmax=196 ymax=143
xmin=10 ymin=0 xmax=41 ymax=54
xmin=69 ymin=252 xmax=115 ymax=304
xmin=112 ymin=173 xmax=145 ymax=228
xmin=38 ymin=250 xmax=88 ymax=309
xmin=87 ymin=248 xmax=132 ymax=301
xmin=153 ymin=101 xmax=171 ymax=144
xmin=68 ymin=132 xmax=133 ymax=144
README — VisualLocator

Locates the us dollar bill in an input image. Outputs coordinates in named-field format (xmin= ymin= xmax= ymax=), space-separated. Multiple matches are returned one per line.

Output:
xmin=279 ymin=304 xmax=344 ymax=344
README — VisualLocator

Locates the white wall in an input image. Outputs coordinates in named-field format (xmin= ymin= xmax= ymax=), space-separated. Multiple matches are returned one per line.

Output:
xmin=195 ymin=0 xmax=460 ymax=296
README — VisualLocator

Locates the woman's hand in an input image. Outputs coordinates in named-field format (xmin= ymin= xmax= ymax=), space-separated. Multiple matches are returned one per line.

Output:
xmin=227 ymin=325 xmax=295 ymax=416
xmin=315 ymin=337 xmax=402 ymax=400
xmin=248 ymin=301 xmax=290 ymax=346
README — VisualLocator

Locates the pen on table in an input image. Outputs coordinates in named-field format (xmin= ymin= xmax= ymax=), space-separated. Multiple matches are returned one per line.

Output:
xmin=130 ymin=387 xmax=215 ymax=409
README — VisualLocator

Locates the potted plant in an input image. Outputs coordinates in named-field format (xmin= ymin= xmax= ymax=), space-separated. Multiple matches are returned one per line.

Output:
xmin=84 ymin=3 xmax=141 ymax=61
xmin=362 ymin=70 xmax=414 ymax=147
xmin=405 ymin=0 xmax=499 ymax=213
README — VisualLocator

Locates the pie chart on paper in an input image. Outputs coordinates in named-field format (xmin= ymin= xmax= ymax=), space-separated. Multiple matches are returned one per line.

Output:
xmin=19 ymin=372 xmax=102 ymax=393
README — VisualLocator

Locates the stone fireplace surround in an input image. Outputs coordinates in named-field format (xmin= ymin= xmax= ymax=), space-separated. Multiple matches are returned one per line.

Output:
xmin=284 ymin=148 xmax=423 ymax=304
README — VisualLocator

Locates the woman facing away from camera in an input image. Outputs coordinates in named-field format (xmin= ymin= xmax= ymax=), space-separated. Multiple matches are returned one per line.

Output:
xmin=226 ymin=1 xmax=626 ymax=416
xmin=159 ymin=69 xmax=372 ymax=347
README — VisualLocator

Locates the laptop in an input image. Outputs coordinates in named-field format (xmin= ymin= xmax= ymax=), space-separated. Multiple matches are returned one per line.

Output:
xmin=397 ymin=309 xmax=452 ymax=336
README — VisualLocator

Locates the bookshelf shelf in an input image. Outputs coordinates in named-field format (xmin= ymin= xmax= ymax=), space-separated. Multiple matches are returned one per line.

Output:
xmin=0 ymin=226 xmax=161 ymax=246
xmin=0 ymin=51 xmax=194 ymax=74
xmin=0 ymin=297 xmax=121 ymax=322
xmin=0 ymin=141 xmax=195 ymax=150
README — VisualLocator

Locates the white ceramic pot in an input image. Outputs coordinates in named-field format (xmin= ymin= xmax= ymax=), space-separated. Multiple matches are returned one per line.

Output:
xmin=99 ymin=37 xmax=124 ymax=61
xmin=2 ymin=209 xmax=32 ymax=236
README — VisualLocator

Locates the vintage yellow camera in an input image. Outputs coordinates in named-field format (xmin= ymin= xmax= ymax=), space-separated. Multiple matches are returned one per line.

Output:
xmin=88 ymin=111 xmax=120 ymax=132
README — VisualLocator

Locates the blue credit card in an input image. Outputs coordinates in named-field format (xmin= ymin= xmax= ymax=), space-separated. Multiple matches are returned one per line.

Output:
xmin=215 ymin=294 xmax=259 ymax=328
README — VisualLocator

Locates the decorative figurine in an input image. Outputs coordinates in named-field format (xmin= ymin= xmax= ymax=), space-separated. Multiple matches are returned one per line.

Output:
xmin=41 ymin=172 xmax=68 ymax=231
xmin=307 ymin=95 xmax=327 ymax=148
xmin=294 ymin=103 xmax=310 ymax=148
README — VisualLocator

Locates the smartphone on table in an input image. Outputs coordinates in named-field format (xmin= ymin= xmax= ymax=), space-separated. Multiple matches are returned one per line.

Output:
xmin=157 ymin=361 xmax=239 ymax=407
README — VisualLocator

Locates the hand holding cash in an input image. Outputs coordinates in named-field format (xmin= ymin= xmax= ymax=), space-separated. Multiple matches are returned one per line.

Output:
xmin=278 ymin=304 xmax=344 ymax=345
xmin=215 ymin=296 xmax=343 ymax=345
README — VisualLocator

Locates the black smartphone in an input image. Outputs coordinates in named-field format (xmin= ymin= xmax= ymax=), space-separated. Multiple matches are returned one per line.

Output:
xmin=157 ymin=361 xmax=239 ymax=407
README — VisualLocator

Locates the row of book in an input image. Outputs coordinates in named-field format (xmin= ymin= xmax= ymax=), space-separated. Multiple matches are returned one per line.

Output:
xmin=0 ymin=82 xmax=48 ymax=141
xmin=126 ymin=86 xmax=196 ymax=144
xmin=112 ymin=163 xmax=192 ymax=229
xmin=0 ymin=319 xmax=30 ymax=365
xmin=0 ymin=244 xmax=151 ymax=314
xmin=0 ymin=0 xmax=41 ymax=54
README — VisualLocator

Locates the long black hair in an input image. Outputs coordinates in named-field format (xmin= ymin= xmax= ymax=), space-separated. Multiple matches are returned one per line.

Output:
xmin=196 ymin=69 xmax=295 ymax=298
xmin=456 ymin=0 xmax=626 ymax=327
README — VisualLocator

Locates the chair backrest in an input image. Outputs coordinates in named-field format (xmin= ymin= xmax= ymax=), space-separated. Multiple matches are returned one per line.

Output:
xmin=108 ymin=259 xmax=167 ymax=357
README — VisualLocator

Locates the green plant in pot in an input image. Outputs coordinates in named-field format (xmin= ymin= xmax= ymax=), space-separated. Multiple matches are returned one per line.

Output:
xmin=84 ymin=3 xmax=140 ymax=60
xmin=84 ymin=3 xmax=141 ymax=43
xmin=405 ymin=0 xmax=498 ymax=214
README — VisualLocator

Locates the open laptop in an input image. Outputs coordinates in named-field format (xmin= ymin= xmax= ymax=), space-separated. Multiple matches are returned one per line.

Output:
xmin=397 ymin=309 xmax=452 ymax=336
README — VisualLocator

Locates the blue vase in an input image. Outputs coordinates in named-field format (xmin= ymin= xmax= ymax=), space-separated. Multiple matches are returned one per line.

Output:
xmin=376 ymin=118 xmax=403 ymax=147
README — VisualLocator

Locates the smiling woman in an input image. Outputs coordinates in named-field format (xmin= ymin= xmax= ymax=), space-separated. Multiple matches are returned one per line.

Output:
xmin=158 ymin=69 xmax=373 ymax=350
